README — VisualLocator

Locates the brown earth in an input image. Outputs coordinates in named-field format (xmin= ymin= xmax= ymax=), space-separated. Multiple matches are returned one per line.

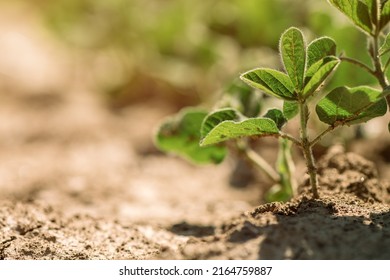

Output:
xmin=0 ymin=86 xmax=389 ymax=260
xmin=1 ymin=6 xmax=390 ymax=260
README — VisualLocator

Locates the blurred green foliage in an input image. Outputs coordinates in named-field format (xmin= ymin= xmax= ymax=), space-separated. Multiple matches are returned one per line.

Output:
xmin=308 ymin=6 xmax=376 ymax=89
xmin=11 ymin=0 xmax=377 ymax=108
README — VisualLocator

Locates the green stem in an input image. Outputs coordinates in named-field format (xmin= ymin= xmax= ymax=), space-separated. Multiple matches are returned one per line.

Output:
xmin=278 ymin=138 xmax=297 ymax=198
xmin=340 ymin=56 xmax=377 ymax=78
xmin=237 ymin=143 xmax=280 ymax=183
xmin=371 ymin=36 xmax=389 ymax=89
xmin=299 ymin=102 xmax=319 ymax=199
xmin=310 ymin=125 xmax=336 ymax=147
xmin=368 ymin=34 xmax=390 ymax=108
xmin=278 ymin=132 xmax=301 ymax=147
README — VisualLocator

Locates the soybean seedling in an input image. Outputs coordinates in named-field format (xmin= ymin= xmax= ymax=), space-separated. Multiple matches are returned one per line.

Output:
xmin=156 ymin=0 xmax=390 ymax=200
xmin=235 ymin=26 xmax=388 ymax=198
xmin=197 ymin=27 xmax=387 ymax=199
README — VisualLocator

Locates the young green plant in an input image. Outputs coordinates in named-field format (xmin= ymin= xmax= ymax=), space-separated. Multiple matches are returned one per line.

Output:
xmin=155 ymin=80 xmax=297 ymax=202
xmin=205 ymin=27 xmax=388 ymax=199
xmin=156 ymin=1 xmax=390 ymax=200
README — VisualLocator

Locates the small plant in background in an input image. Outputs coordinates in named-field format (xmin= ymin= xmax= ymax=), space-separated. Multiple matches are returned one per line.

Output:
xmin=156 ymin=80 xmax=297 ymax=202
xmin=155 ymin=0 xmax=390 ymax=201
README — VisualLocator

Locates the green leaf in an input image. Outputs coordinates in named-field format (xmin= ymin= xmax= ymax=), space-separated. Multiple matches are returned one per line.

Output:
xmin=303 ymin=56 xmax=340 ymax=98
xmin=379 ymin=32 xmax=390 ymax=56
xmin=328 ymin=0 xmax=374 ymax=35
xmin=379 ymin=0 xmax=390 ymax=30
xmin=307 ymin=37 xmax=337 ymax=68
xmin=263 ymin=109 xmax=288 ymax=130
xmin=200 ymin=108 xmax=241 ymax=139
xmin=316 ymin=86 xmax=387 ymax=126
xmin=155 ymin=108 xmax=227 ymax=164
xmin=283 ymin=101 xmax=299 ymax=120
xmin=348 ymin=98 xmax=388 ymax=124
xmin=200 ymin=118 xmax=280 ymax=146
xmin=240 ymin=68 xmax=296 ymax=101
xmin=280 ymin=27 xmax=306 ymax=92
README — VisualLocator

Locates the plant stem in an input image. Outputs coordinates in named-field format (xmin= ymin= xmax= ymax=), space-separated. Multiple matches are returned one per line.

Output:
xmin=278 ymin=132 xmax=301 ymax=147
xmin=368 ymin=34 xmax=390 ymax=108
xmin=237 ymin=143 xmax=280 ymax=183
xmin=278 ymin=138 xmax=297 ymax=198
xmin=371 ymin=36 xmax=389 ymax=89
xmin=340 ymin=56 xmax=377 ymax=78
xmin=341 ymin=35 xmax=390 ymax=106
xmin=299 ymin=102 xmax=319 ymax=199
xmin=310 ymin=125 xmax=335 ymax=147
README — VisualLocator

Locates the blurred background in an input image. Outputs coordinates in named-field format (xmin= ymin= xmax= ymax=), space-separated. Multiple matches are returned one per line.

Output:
xmin=0 ymin=0 xmax=376 ymax=112
xmin=0 ymin=0 xmax=388 ymax=223
xmin=1 ymin=1 xmax=390 ymax=260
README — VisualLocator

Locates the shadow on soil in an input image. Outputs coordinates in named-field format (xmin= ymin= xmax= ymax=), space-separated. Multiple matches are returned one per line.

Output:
xmin=169 ymin=222 xmax=216 ymax=238
xmin=229 ymin=199 xmax=390 ymax=259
